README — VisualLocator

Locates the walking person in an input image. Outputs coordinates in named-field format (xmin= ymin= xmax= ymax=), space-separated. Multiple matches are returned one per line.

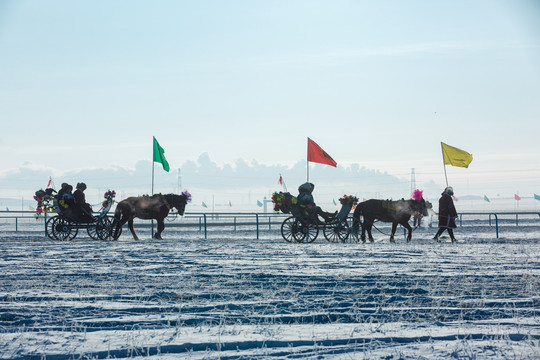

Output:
xmin=433 ymin=186 xmax=458 ymax=242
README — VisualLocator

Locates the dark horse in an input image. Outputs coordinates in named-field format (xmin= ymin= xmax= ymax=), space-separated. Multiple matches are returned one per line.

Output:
xmin=114 ymin=193 xmax=190 ymax=240
xmin=353 ymin=197 xmax=429 ymax=242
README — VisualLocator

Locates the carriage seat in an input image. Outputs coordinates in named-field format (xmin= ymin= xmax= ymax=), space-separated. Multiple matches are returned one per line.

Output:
xmin=55 ymin=193 xmax=95 ymax=222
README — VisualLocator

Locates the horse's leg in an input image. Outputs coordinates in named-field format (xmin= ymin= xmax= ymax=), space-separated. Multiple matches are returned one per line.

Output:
xmin=390 ymin=222 xmax=398 ymax=242
xmin=361 ymin=220 xmax=367 ymax=242
xmin=113 ymin=209 xmax=128 ymax=239
xmin=402 ymin=222 xmax=413 ymax=242
xmin=128 ymin=219 xmax=139 ymax=240
xmin=366 ymin=222 xmax=374 ymax=242
xmin=155 ymin=219 xmax=164 ymax=240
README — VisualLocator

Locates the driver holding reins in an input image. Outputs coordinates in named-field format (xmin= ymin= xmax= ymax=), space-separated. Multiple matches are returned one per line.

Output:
xmin=297 ymin=182 xmax=336 ymax=224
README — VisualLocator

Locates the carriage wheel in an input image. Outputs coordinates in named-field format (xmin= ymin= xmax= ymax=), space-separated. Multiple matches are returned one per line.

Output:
xmin=280 ymin=216 xmax=298 ymax=243
xmin=52 ymin=217 xmax=78 ymax=241
xmin=294 ymin=221 xmax=318 ymax=243
xmin=97 ymin=216 xmax=122 ymax=240
xmin=349 ymin=217 xmax=364 ymax=243
xmin=112 ymin=218 xmax=123 ymax=240
xmin=87 ymin=222 xmax=100 ymax=240
xmin=45 ymin=216 xmax=59 ymax=240
xmin=324 ymin=219 xmax=349 ymax=243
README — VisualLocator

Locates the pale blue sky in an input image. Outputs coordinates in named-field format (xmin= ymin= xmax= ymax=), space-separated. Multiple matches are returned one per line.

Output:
xmin=1 ymin=0 xmax=539 ymax=198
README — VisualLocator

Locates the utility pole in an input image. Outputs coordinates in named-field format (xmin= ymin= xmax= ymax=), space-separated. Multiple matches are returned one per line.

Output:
xmin=410 ymin=168 xmax=416 ymax=193
xmin=177 ymin=168 xmax=182 ymax=193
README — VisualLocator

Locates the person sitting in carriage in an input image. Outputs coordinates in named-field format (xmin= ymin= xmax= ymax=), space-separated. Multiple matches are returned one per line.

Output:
xmin=297 ymin=182 xmax=336 ymax=224
xmin=73 ymin=182 xmax=94 ymax=222
xmin=56 ymin=183 xmax=75 ymax=206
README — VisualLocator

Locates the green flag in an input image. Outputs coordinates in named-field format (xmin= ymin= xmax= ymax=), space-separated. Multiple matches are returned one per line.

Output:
xmin=202 ymin=202 xmax=208 ymax=208
xmin=153 ymin=137 xmax=170 ymax=172
xmin=484 ymin=195 xmax=490 ymax=202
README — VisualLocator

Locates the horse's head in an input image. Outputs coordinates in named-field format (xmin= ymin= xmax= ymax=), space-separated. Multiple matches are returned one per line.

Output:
xmin=410 ymin=189 xmax=429 ymax=216
xmin=168 ymin=191 xmax=192 ymax=215
xmin=419 ymin=198 xmax=429 ymax=216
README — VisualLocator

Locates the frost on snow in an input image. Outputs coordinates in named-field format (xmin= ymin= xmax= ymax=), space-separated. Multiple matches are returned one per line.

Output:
xmin=0 ymin=223 xmax=539 ymax=359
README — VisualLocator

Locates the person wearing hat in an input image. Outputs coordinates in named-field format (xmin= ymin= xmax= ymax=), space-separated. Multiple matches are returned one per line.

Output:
xmin=297 ymin=182 xmax=336 ymax=224
xmin=57 ymin=183 xmax=72 ymax=201
xmin=433 ymin=186 xmax=458 ymax=242
xmin=73 ymin=182 xmax=93 ymax=221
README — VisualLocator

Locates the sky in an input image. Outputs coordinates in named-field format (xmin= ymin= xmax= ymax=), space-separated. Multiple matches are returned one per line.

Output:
xmin=1 ymin=0 xmax=540 ymax=206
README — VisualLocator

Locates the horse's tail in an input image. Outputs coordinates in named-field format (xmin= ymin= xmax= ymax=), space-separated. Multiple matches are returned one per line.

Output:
xmin=114 ymin=201 xmax=123 ymax=220
xmin=352 ymin=202 xmax=363 ymax=220
xmin=351 ymin=202 xmax=364 ymax=235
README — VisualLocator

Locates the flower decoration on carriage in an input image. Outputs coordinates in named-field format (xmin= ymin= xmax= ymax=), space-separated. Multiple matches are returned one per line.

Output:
xmin=410 ymin=189 xmax=423 ymax=203
xmin=33 ymin=189 xmax=57 ymax=218
xmin=58 ymin=199 xmax=69 ymax=209
xmin=101 ymin=190 xmax=116 ymax=209
xmin=271 ymin=192 xmax=297 ymax=214
xmin=182 ymin=190 xmax=192 ymax=203
xmin=339 ymin=194 xmax=359 ymax=206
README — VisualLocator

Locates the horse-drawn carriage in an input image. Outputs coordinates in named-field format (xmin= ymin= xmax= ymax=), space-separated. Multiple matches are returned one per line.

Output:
xmin=36 ymin=189 xmax=122 ymax=241
xmin=272 ymin=192 xmax=362 ymax=243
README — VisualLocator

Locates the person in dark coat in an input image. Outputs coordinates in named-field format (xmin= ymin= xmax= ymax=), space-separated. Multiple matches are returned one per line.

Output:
xmin=73 ymin=182 xmax=93 ymax=221
xmin=297 ymin=182 xmax=336 ymax=224
xmin=433 ymin=186 xmax=458 ymax=242
xmin=56 ymin=183 xmax=75 ymax=209
xmin=57 ymin=183 xmax=73 ymax=201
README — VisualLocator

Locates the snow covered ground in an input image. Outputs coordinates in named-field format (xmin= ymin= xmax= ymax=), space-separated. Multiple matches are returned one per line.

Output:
xmin=0 ymin=221 xmax=539 ymax=359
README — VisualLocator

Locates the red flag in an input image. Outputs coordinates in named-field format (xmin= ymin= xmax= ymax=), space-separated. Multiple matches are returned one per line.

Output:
xmin=278 ymin=175 xmax=283 ymax=185
xmin=46 ymin=176 xmax=54 ymax=189
xmin=307 ymin=138 xmax=337 ymax=167
xmin=515 ymin=194 xmax=521 ymax=201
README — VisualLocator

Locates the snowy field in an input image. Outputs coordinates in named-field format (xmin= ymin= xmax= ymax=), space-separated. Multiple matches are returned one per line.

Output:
xmin=0 ymin=220 xmax=539 ymax=359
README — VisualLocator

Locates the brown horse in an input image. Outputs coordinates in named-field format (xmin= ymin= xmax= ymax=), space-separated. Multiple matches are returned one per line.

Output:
xmin=353 ymin=197 xmax=428 ymax=243
xmin=114 ymin=192 xmax=190 ymax=240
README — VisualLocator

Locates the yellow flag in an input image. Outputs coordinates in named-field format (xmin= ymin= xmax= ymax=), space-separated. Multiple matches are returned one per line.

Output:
xmin=441 ymin=142 xmax=473 ymax=168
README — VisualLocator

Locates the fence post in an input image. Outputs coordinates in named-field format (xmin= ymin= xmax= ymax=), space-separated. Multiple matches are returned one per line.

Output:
xmin=234 ymin=217 xmax=237 ymax=232
xmin=203 ymin=214 xmax=207 ymax=239
xmin=491 ymin=213 xmax=499 ymax=239
xmin=15 ymin=217 xmax=18 ymax=232
xmin=255 ymin=214 xmax=259 ymax=240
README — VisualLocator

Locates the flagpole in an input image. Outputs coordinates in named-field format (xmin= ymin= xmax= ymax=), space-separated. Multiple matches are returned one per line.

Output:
xmin=280 ymin=173 xmax=288 ymax=192
xmin=151 ymin=136 xmax=155 ymax=239
xmin=306 ymin=137 xmax=310 ymax=183
xmin=441 ymin=142 xmax=448 ymax=187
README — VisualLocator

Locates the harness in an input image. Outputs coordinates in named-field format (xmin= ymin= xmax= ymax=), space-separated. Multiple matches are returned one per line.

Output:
xmin=381 ymin=201 xmax=397 ymax=211
xmin=371 ymin=221 xmax=420 ymax=237
xmin=162 ymin=195 xmax=182 ymax=221
xmin=162 ymin=195 xmax=172 ymax=211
